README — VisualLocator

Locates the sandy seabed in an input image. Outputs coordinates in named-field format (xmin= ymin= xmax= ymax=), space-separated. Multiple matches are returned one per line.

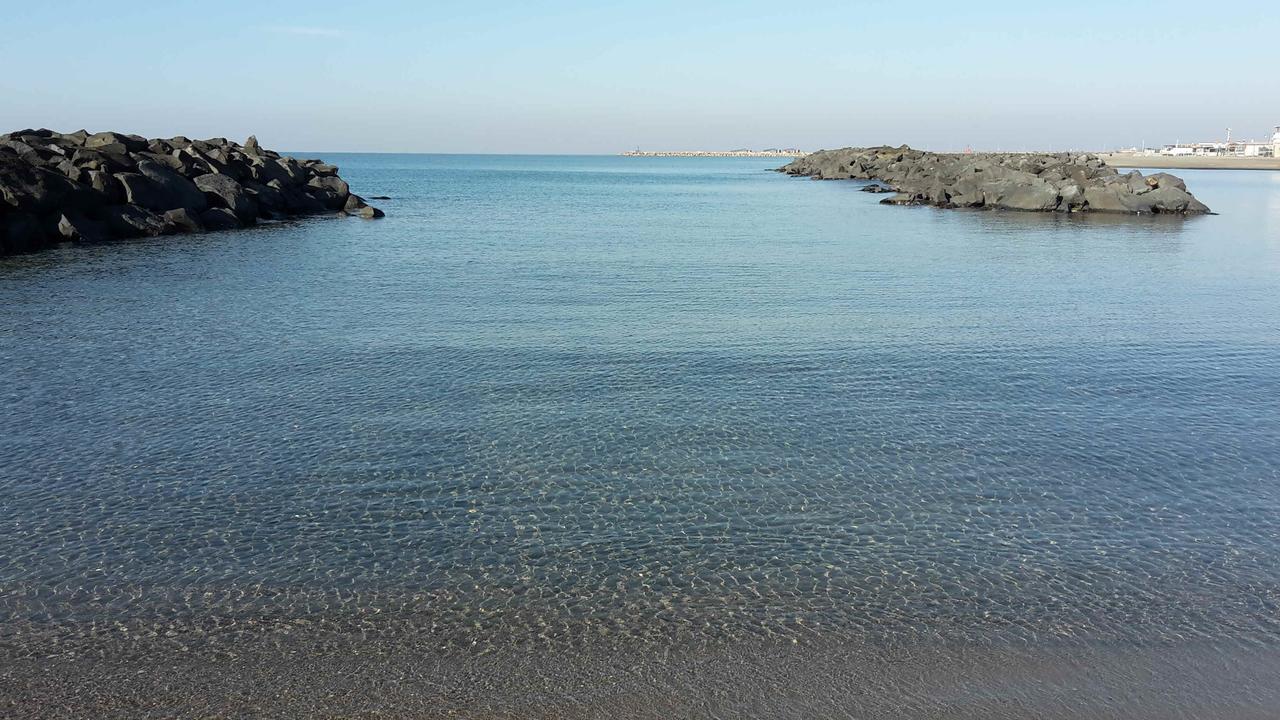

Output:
xmin=4 ymin=632 xmax=1279 ymax=719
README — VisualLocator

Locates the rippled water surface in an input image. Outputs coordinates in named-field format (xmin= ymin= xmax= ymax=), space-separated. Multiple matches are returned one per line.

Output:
xmin=3 ymin=157 xmax=1280 ymax=664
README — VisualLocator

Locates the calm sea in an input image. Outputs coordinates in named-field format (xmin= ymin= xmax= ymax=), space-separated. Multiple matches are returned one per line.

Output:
xmin=2 ymin=155 xmax=1279 ymax=717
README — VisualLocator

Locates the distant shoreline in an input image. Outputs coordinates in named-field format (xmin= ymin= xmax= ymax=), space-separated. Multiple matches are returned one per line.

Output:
xmin=621 ymin=150 xmax=808 ymax=158
xmin=1099 ymin=153 xmax=1280 ymax=171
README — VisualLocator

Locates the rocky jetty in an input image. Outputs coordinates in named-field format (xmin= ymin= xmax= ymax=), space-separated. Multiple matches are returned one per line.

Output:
xmin=1 ymin=129 xmax=383 ymax=255
xmin=778 ymin=146 xmax=1210 ymax=215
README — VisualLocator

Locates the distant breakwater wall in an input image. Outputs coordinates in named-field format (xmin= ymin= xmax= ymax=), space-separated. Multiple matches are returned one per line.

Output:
xmin=622 ymin=150 xmax=807 ymax=158
xmin=1 ymin=129 xmax=383 ymax=256
xmin=779 ymin=146 xmax=1211 ymax=215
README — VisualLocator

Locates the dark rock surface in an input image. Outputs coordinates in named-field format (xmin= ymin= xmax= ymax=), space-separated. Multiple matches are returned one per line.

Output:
xmin=778 ymin=146 xmax=1210 ymax=215
xmin=0 ymin=129 xmax=383 ymax=255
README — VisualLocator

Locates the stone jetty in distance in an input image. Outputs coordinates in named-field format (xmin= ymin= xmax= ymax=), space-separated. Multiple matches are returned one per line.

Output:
xmin=622 ymin=148 xmax=807 ymax=157
xmin=779 ymin=146 xmax=1211 ymax=215
xmin=0 ymin=129 xmax=383 ymax=256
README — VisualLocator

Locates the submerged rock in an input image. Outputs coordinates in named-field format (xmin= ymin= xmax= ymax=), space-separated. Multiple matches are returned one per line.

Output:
xmin=0 ymin=129 xmax=383 ymax=255
xmin=778 ymin=146 xmax=1211 ymax=215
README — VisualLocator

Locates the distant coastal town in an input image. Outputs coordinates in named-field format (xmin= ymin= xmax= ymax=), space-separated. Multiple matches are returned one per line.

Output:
xmin=1135 ymin=125 xmax=1280 ymax=159
xmin=621 ymin=148 xmax=807 ymax=157
xmin=1103 ymin=123 xmax=1280 ymax=170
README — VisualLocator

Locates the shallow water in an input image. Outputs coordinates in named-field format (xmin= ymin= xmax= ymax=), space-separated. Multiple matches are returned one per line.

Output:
xmin=2 ymin=156 xmax=1280 ymax=714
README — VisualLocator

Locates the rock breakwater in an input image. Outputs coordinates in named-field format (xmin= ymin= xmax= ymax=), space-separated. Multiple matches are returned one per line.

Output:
xmin=1 ymin=129 xmax=383 ymax=255
xmin=779 ymin=146 xmax=1210 ymax=215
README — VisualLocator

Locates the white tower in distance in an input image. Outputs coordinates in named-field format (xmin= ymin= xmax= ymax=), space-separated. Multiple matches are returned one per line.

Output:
xmin=1273 ymin=126 xmax=1280 ymax=156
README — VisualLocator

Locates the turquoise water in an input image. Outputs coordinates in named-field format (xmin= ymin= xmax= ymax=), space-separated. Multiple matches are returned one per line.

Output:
xmin=2 ymin=156 xmax=1280 ymax=657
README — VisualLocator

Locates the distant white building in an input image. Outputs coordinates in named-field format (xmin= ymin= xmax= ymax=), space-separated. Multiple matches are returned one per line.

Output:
xmin=1159 ymin=126 xmax=1278 ymax=158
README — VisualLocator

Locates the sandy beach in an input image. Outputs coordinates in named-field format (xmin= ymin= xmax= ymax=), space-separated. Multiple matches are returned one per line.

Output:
xmin=1100 ymin=153 xmax=1280 ymax=170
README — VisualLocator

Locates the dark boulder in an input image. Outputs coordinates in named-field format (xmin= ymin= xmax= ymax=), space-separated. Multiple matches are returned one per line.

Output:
xmin=279 ymin=184 xmax=327 ymax=214
xmin=307 ymin=186 xmax=347 ymax=211
xmin=244 ymin=180 xmax=286 ymax=217
xmin=2 ymin=139 xmax=43 ymax=164
xmin=2 ymin=212 xmax=46 ymax=254
xmin=116 ymin=172 xmax=165 ymax=211
xmin=137 ymin=160 xmax=207 ymax=212
xmin=985 ymin=179 xmax=1061 ymax=212
xmin=61 ymin=130 xmax=90 ymax=146
xmin=308 ymin=161 xmax=339 ymax=176
xmin=1082 ymin=184 xmax=1141 ymax=213
xmin=199 ymin=207 xmax=241 ymax=230
xmin=180 ymin=146 xmax=232 ymax=178
xmin=1 ymin=158 xmax=100 ymax=215
xmin=71 ymin=147 xmax=132 ymax=173
xmin=141 ymin=151 xmax=191 ymax=173
xmin=56 ymin=159 xmax=83 ymax=182
xmin=85 ymin=131 xmax=146 ymax=153
xmin=103 ymin=204 xmax=167 ymax=238
xmin=308 ymin=174 xmax=350 ymax=198
xmin=1143 ymin=185 xmax=1209 ymax=214
xmin=344 ymin=193 xmax=385 ymax=218
xmin=248 ymin=158 xmax=292 ymax=186
xmin=1146 ymin=172 xmax=1186 ymax=191
xmin=162 ymin=208 xmax=205 ymax=234
xmin=57 ymin=212 xmax=109 ymax=243
xmin=194 ymin=173 xmax=256 ymax=223
xmin=86 ymin=170 xmax=125 ymax=204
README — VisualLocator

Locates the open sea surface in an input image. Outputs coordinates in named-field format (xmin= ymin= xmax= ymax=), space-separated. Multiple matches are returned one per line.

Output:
xmin=2 ymin=155 xmax=1280 ymax=718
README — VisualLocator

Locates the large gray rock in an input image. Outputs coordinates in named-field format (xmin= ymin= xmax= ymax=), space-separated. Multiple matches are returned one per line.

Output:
xmin=1145 ymin=172 xmax=1186 ymax=191
xmin=199 ymin=207 xmax=241 ymax=230
xmin=115 ymin=172 xmax=165 ymax=211
xmin=1058 ymin=183 xmax=1086 ymax=211
xmin=57 ymin=212 xmax=109 ymax=243
xmin=250 ymin=157 xmax=310 ymax=186
xmin=85 ymin=131 xmax=146 ymax=153
xmin=308 ymin=174 xmax=349 ymax=198
xmin=986 ymin=179 xmax=1061 ymax=211
xmin=103 ymin=204 xmax=167 ymax=238
xmin=342 ymin=192 xmax=386 ymax=219
xmin=162 ymin=208 xmax=205 ymax=234
xmin=1 ymin=157 xmax=100 ymax=214
xmin=278 ymin=184 xmax=326 ymax=214
xmin=71 ymin=147 xmax=133 ymax=173
xmin=1143 ymin=185 xmax=1210 ymax=214
xmin=1082 ymin=184 xmax=1143 ymax=213
xmin=137 ymin=160 xmax=207 ymax=212
xmin=62 ymin=129 xmax=90 ymax=146
xmin=85 ymin=170 xmax=124 ymax=203
xmin=244 ymin=180 xmax=286 ymax=217
xmin=194 ymin=173 xmax=256 ymax=223
xmin=55 ymin=159 xmax=82 ymax=181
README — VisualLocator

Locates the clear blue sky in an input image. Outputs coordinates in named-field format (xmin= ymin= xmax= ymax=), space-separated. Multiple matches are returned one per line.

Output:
xmin=3 ymin=0 xmax=1275 ymax=153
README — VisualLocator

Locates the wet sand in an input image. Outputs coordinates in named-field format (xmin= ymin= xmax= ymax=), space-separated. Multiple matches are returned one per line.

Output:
xmin=1100 ymin=153 xmax=1280 ymax=170
xmin=4 ymin=632 xmax=1279 ymax=719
